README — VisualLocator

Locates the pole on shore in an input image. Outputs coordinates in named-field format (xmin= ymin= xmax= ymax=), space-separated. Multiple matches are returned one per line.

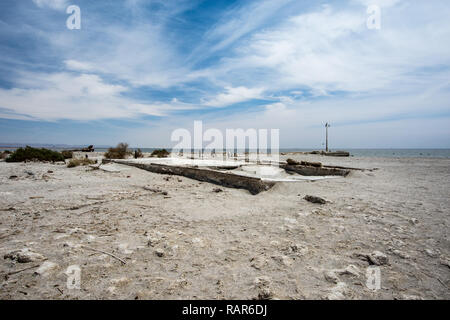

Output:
xmin=325 ymin=122 xmax=330 ymax=152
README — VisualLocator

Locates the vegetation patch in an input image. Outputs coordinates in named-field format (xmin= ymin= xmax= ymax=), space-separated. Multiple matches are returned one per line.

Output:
xmin=104 ymin=143 xmax=132 ymax=159
xmin=61 ymin=150 xmax=74 ymax=159
xmin=150 ymin=149 xmax=170 ymax=158
xmin=67 ymin=158 xmax=97 ymax=168
xmin=5 ymin=146 xmax=65 ymax=163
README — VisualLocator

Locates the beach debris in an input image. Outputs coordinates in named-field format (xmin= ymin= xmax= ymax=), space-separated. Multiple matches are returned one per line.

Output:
xmin=155 ymin=248 xmax=165 ymax=257
xmin=327 ymin=282 xmax=348 ymax=300
xmin=9 ymin=175 xmax=18 ymax=179
xmin=143 ymin=186 xmax=168 ymax=196
xmin=425 ymin=249 xmax=438 ymax=258
xmin=324 ymin=265 xmax=360 ymax=284
xmin=6 ymin=264 xmax=41 ymax=276
xmin=4 ymin=248 xmax=46 ymax=263
xmin=324 ymin=271 xmax=340 ymax=284
xmin=34 ymin=261 xmax=59 ymax=276
xmin=119 ymin=161 xmax=274 ymax=195
xmin=254 ymin=276 xmax=273 ymax=300
xmin=286 ymin=158 xmax=300 ymax=165
xmin=304 ymin=195 xmax=327 ymax=204
xmin=439 ymin=256 xmax=450 ymax=269
xmin=367 ymin=251 xmax=389 ymax=266
xmin=82 ymin=245 xmax=126 ymax=265
xmin=250 ymin=256 xmax=267 ymax=270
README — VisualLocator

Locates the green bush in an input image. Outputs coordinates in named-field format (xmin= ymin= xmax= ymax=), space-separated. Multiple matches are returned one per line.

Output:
xmin=150 ymin=149 xmax=170 ymax=158
xmin=61 ymin=150 xmax=73 ymax=159
xmin=104 ymin=143 xmax=132 ymax=159
xmin=5 ymin=146 xmax=65 ymax=163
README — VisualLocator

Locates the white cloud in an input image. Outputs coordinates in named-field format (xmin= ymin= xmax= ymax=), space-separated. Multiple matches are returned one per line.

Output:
xmin=203 ymin=86 xmax=265 ymax=107
xmin=0 ymin=72 xmax=172 ymax=120
xmin=32 ymin=0 xmax=69 ymax=10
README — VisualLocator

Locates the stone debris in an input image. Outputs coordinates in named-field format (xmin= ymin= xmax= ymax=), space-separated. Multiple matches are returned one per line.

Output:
xmin=34 ymin=261 xmax=58 ymax=276
xmin=304 ymin=195 xmax=327 ymax=204
xmin=155 ymin=248 xmax=165 ymax=257
xmin=254 ymin=276 xmax=274 ymax=300
xmin=368 ymin=251 xmax=389 ymax=266
xmin=327 ymin=282 xmax=348 ymax=300
xmin=439 ymin=256 xmax=450 ymax=268
xmin=425 ymin=249 xmax=438 ymax=258
xmin=4 ymin=248 xmax=46 ymax=263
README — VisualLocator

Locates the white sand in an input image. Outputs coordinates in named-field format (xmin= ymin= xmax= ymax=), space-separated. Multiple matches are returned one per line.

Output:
xmin=0 ymin=154 xmax=449 ymax=299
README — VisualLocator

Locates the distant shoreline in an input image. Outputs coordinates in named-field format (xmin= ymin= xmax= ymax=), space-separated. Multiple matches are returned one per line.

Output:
xmin=2 ymin=146 xmax=450 ymax=159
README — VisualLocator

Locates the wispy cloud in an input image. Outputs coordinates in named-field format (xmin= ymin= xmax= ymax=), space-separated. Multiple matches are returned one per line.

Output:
xmin=0 ymin=0 xmax=449 ymax=147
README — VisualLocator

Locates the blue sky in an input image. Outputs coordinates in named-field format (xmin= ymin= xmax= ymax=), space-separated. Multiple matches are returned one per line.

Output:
xmin=0 ymin=0 xmax=449 ymax=148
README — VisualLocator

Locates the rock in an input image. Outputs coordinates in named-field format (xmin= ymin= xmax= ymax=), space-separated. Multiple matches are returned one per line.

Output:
xmin=284 ymin=217 xmax=297 ymax=225
xmin=409 ymin=218 xmax=419 ymax=225
xmin=324 ymin=271 xmax=339 ymax=284
xmin=4 ymin=248 xmax=46 ymax=263
xmin=155 ymin=248 xmax=165 ymax=257
xmin=327 ymin=282 xmax=348 ymax=300
xmin=254 ymin=276 xmax=273 ymax=300
xmin=250 ymin=256 xmax=266 ymax=270
xmin=192 ymin=237 xmax=205 ymax=247
xmin=425 ymin=249 xmax=438 ymax=258
xmin=213 ymin=188 xmax=223 ymax=193
xmin=439 ymin=256 xmax=450 ymax=268
xmin=35 ymin=261 xmax=58 ymax=276
xmin=304 ymin=195 xmax=326 ymax=204
xmin=338 ymin=265 xmax=361 ymax=277
xmin=391 ymin=249 xmax=410 ymax=259
xmin=368 ymin=251 xmax=389 ymax=266
xmin=272 ymin=255 xmax=293 ymax=267
xmin=9 ymin=175 xmax=18 ymax=179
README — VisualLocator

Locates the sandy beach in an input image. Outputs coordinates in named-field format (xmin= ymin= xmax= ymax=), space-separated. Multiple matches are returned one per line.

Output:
xmin=0 ymin=153 xmax=448 ymax=300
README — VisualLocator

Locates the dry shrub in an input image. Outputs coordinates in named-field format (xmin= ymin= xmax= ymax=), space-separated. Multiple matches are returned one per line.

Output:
xmin=104 ymin=143 xmax=131 ymax=159
xmin=150 ymin=149 xmax=170 ymax=158
xmin=67 ymin=158 xmax=97 ymax=168
xmin=61 ymin=150 xmax=73 ymax=159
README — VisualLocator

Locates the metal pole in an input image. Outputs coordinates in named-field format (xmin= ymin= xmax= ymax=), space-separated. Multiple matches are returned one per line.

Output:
xmin=325 ymin=123 xmax=330 ymax=152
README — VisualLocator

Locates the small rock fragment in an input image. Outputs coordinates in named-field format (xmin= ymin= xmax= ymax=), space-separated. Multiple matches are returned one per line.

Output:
xmin=324 ymin=271 xmax=339 ymax=284
xmin=4 ymin=248 xmax=46 ymax=263
xmin=304 ymin=195 xmax=326 ymax=204
xmin=35 ymin=261 xmax=58 ymax=276
xmin=425 ymin=249 xmax=438 ymax=258
xmin=213 ymin=188 xmax=223 ymax=193
xmin=368 ymin=251 xmax=389 ymax=266
xmin=155 ymin=248 xmax=165 ymax=257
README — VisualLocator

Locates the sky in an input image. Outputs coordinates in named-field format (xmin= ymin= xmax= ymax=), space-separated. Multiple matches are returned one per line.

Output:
xmin=0 ymin=0 xmax=449 ymax=148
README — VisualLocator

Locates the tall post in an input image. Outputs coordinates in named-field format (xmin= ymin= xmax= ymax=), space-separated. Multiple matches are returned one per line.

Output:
xmin=325 ymin=123 xmax=330 ymax=152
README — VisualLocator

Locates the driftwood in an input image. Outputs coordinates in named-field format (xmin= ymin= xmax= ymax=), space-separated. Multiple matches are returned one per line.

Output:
xmin=112 ymin=160 xmax=275 ymax=195
xmin=82 ymin=246 xmax=126 ymax=265
xmin=282 ymin=164 xmax=350 ymax=177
